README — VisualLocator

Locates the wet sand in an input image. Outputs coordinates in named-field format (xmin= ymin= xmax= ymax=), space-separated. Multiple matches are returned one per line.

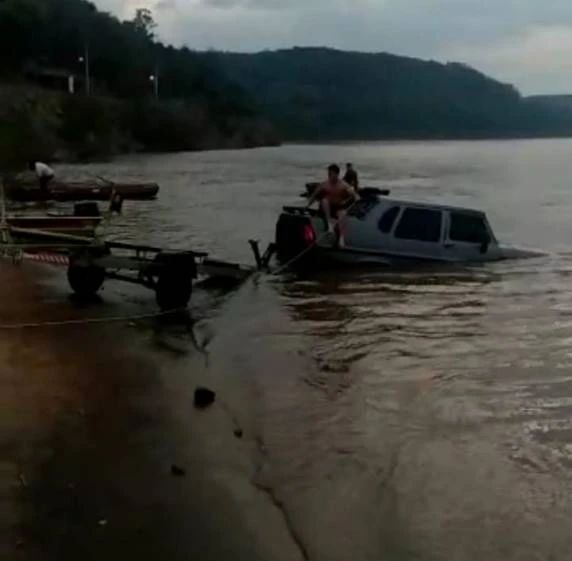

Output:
xmin=0 ymin=262 xmax=304 ymax=561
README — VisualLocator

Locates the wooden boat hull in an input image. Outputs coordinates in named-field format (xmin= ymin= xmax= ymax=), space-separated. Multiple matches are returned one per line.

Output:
xmin=7 ymin=181 xmax=159 ymax=202
xmin=7 ymin=216 xmax=102 ymax=239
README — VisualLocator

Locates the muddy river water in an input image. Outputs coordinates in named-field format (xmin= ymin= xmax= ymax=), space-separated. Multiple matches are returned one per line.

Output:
xmin=55 ymin=139 xmax=572 ymax=560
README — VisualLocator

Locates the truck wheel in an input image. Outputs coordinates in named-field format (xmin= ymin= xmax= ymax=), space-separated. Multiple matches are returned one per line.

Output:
xmin=156 ymin=268 xmax=193 ymax=311
xmin=67 ymin=264 xmax=105 ymax=297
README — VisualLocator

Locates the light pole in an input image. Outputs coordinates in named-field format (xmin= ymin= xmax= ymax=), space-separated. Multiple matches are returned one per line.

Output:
xmin=78 ymin=44 xmax=90 ymax=95
xmin=149 ymin=67 xmax=159 ymax=99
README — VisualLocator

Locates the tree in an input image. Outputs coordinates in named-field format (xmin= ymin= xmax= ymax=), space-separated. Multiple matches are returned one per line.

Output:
xmin=132 ymin=8 xmax=156 ymax=39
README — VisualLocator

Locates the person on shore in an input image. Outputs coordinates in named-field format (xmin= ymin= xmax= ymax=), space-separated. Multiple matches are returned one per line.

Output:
xmin=109 ymin=189 xmax=124 ymax=214
xmin=343 ymin=162 xmax=359 ymax=191
xmin=29 ymin=161 xmax=55 ymax=197
xmin=307 ymin=163 xmax=358 ymax=247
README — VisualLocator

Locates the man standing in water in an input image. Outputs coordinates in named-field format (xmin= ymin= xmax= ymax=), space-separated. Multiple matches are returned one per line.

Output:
xmin=344 ymin=162 xmax=359 ymax=191
xmin=29 ymin=160 xmax=55 ymax=198
xmin=307 ymin=163 xmax=358 ymax=247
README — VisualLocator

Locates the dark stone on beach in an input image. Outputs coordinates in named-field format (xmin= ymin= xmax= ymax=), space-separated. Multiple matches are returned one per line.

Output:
xmin=171 ymin=465 xmax=186 ymax=477
xmin=194 ymin=387 xmax=216 ymax=409
xmin=234 ymin=428 xmax=243 ymax=439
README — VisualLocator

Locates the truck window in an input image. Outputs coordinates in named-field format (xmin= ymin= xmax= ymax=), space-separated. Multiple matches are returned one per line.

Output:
xmin=349 ymin=198 xmax=379 ymax=220
xmin=449 ymin=213 xmax=488 ymax=243
xmin=394 ymin=208 xmax=442 ymax=242
xmin=378 ymin=206 xmax=400 ymax=233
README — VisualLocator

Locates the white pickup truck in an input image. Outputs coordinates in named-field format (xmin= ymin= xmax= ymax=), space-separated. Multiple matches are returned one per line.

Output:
xmin=276 ymin=191 xmax=538 ymax=267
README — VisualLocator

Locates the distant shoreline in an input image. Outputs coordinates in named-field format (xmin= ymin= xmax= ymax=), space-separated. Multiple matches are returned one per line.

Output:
xmin=0 ymin=83 xmax=280 ymax=166
xmin=285 ymin=133 xmax=572 ymax=145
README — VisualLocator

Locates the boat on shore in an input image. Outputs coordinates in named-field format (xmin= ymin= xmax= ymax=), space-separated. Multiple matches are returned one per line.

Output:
xmin=2 ymin=202 xmax=103 ymax=242
xmin=6 ymin=179 xmax=159 ymax=202
xmin=6 ymin=215 xmax=102 ymax=239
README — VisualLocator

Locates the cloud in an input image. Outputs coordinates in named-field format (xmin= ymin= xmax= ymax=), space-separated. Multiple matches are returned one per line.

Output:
xmin=93 ymin=0 xmax=149 ymax=17
xmin=444 ymin=25 xmax=572 ymax=94
xmin=91 ymin=0 xmax=572 ymax=93
xmin=155 ymin=0 xmax=176 ymax=10
xmin=197 ymin=0 xmax=294 ymax=9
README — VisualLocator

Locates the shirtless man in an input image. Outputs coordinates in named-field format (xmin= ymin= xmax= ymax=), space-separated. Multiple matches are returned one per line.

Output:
xmin=307 ymin=164 xmax=358 ymax=246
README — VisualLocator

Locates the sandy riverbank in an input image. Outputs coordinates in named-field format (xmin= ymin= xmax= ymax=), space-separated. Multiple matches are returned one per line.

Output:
xmin=0 ymin=262 xmax=304 ymax=561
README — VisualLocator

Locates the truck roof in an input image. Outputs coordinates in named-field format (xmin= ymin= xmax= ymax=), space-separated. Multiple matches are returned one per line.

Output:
xmin=376 ymin=196 xmax=487 ymax=217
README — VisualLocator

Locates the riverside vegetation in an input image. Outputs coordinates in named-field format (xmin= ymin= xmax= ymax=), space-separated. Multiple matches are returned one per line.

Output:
xmin=2 ymin=0 xmax=572 ymax=169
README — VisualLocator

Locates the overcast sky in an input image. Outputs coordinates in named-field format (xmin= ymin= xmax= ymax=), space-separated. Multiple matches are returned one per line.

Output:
xmin=92 ymin=0 xmax=572 ymax=94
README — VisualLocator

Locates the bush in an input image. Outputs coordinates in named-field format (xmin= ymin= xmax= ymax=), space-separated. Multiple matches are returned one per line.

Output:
xmin=59 ymin=95 xmax=129 ymax=159
xmin=0 ymin=86 xmax=60 ymax=171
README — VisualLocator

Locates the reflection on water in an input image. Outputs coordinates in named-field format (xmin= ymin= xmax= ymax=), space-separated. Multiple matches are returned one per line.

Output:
xmin=61 ymin=140 xmax=572 ymax=560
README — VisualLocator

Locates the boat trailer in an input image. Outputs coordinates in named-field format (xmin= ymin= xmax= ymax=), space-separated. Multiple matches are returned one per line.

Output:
xmin=2 ymin=227 xmax=258 ymax=311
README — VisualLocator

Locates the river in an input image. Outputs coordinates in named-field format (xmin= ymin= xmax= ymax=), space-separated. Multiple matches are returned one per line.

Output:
xmin=58 ymin=140 xmax=572 ymax=561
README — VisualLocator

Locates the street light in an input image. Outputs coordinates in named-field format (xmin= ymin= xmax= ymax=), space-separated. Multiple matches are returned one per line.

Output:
xmin=149 ymin=70 xmax=159 ymax=99
xmin=78 ymin=45 xmax=90 ymax=95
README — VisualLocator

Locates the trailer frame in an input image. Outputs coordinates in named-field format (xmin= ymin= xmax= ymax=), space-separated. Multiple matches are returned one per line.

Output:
xmin=3 ymin=227 xmax=255 ymax=310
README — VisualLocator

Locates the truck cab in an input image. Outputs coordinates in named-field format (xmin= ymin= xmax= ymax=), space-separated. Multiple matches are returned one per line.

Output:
xmin=276 ymin=194 xmax=501 ymax=266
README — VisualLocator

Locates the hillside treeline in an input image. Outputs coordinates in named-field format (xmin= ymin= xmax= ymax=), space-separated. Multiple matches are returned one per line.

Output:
xmin=0 ymin=0 xmax=277 ymax=166
xmin=216 ymin=48 xmax=572 ymax=140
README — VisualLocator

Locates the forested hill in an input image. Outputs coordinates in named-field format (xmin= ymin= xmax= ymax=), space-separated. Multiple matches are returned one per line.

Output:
xmin=0 ymin=0 xmax=244 ymax=104
xmin=2 ymin=0 xmax=572 ymax=160
xmin=214 ymin=48 xmax=572 ymax=140
xmin=526 ymin=95 xmax=572 ymax=112
xmin=0 ymin=0 xmax=276 ymax=164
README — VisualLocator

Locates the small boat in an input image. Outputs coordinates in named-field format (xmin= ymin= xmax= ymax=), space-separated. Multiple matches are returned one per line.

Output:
xmin=276 ymin=191 xmax=539 ymax=268
xmin=6 ymin=215 xmax=102 ymax=239
xmin=3 ymin=202 xmax=103 ymax=242
xmin=6 ymin=179 xmax=159 ymax=202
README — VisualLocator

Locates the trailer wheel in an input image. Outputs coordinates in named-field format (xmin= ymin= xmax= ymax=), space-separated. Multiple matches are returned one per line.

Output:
xmin=156 ymin=269 xmax=193 ymax=311
xmin=67 ymin=264 xmax=105 ymax=297
xmin=156 ymin=268 xmax=193 ymax=311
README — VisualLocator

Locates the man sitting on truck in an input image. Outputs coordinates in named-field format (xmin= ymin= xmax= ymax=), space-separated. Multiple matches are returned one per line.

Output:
xmin=343 ymin=163 xmax=359 ymax=191
xmin=307 ymin=164 xmax=358 ymax=247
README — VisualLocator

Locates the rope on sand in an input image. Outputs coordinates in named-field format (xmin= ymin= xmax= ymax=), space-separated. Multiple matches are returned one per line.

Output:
xmin=0 ymin=308 xmax=187 ymax=330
